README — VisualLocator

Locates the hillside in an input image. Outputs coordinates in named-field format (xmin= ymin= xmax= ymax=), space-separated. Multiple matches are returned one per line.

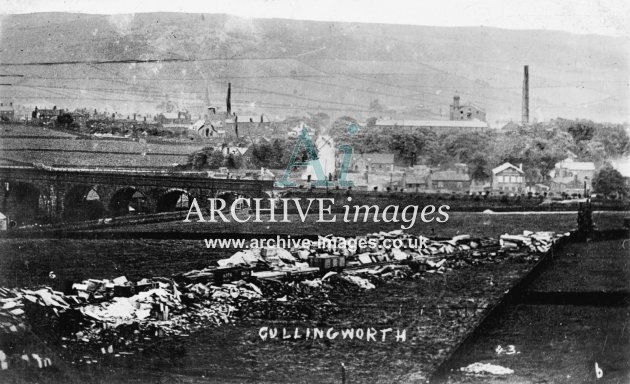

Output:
xmin=0 ymin=12 xmax=627 ymax=124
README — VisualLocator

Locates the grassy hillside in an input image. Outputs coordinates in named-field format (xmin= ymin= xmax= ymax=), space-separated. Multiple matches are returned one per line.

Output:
xmin=0 ymin=13 xmax=626 ymax=123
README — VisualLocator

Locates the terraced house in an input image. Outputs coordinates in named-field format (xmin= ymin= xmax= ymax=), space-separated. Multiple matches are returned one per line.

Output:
xmin=430 ymin=163 xmax=471 ymax=193
xmin=32 ymin=106 xmax=63 ymax=123
xmin=0 ymin=102 xmax=14 ymax=121
xmin=350 ymin=153 xmax=395 ymax=173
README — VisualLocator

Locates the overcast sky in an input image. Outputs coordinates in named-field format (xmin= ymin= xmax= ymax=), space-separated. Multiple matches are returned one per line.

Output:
xmin=1 ymin=0 xmax=628 ymax=37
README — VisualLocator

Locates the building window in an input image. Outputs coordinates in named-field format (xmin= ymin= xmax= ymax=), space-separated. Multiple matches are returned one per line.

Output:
xmin=457 ymin=182 xmax=462 ymax=189
xmin=438 ymin=182 xmax=444 ymax=188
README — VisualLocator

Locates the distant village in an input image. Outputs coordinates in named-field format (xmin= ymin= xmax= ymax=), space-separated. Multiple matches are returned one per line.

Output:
xmin=1 ymin=69 xmax=627 ymax=199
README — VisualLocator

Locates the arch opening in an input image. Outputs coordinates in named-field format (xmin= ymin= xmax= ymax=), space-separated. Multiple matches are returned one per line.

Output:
xmin=156 ymin=189 xmax=191 ymax=212
xmin=64 ymin=185 xmax=104 ymax=221
xmin=1 ymin=182 xmax=40 ymax=225
xmin=109 ymin=187 xmax=146 ymax=216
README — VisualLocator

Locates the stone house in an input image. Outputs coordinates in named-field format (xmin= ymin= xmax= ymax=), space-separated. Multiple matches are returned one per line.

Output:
xmin=492 ymin=162 xmax=525 ymax=193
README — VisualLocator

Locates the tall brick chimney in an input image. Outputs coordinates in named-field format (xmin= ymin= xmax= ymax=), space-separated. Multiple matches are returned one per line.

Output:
xmin=522 ymin=65 xmax=529 ymax=125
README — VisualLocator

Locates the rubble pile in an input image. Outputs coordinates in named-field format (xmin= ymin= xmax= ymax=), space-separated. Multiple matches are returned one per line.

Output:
xmin=0 ymin=230 xmax=569 ymax=369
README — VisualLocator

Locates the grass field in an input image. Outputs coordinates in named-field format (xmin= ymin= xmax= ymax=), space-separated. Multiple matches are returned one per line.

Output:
xmin=0 ymin=136 xmax=204 ymax=154
xmin=0 ymin=124 xmax=79 ymax=138
xmin=2 ymin=212 xmax=627 ymax=288
xmin=86 ymin=211 xmax=628 ymax=238
xmin=1 ymin=150 xmax=190 ymax=168
xmin=0 ymin=125 xmax=204 ymax=167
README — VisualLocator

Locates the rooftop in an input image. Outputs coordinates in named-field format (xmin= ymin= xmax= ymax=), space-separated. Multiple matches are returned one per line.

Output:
xmin=161 ymin=112 xmax=181 ymax=120
xmin=492 ymin=162 xmax=524 ymax=175
xmin=226 ymin=115 xmax=270 ymax=124
xmin=405 ymin=173 xmax=430 ymax=184
xmin=375 ymin=119 xmax=488 ymax=129
xmin=555 ymin=158 xmax=596 ymax=171
xmin=354 ymin=153 xmax=395 ymax=164
xmin=431 ymin=170 xmax=470 ymax=182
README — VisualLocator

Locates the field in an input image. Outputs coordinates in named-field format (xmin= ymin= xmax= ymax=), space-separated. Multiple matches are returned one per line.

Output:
xmin=3 ymin=212 xmax=623 ymax=289
xmin=0 ymin=124 xmax=204 ymax=167
xmin=443 ymin=239 xmax=630 ymax=383
xmin=0 ymin=124 xmax=79 ymax=138
xmin=1 ymin=151 xmax=190 ymax=168
xmin=0 ymin=237 xmax=547 ymax=383
xmin=0 ymin=212 xmax=627 ymax=383
xmin=83 ymin=211 xmax=628 ymax=238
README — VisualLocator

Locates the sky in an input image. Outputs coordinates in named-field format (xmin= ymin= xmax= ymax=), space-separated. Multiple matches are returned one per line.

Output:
xmin=0 ymin=0 xmax=628 ymax=37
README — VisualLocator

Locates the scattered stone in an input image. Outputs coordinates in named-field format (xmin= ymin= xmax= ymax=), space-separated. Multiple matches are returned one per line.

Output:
xmin=0 ymin=229 xmax=567 ymax=369
xmin=460 ymin=362 xmax=514 ymax=375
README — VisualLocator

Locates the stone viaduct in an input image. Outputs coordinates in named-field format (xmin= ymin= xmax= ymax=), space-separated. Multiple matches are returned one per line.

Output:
xmin=0 ymin=165 xmax=275 ymax=224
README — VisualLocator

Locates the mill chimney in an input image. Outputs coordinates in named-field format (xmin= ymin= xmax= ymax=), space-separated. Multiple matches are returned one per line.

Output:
xmin=226 ymin=83 xmax=232 ymax=116
xmin=522 ymin=65 xmax=529 ymax=125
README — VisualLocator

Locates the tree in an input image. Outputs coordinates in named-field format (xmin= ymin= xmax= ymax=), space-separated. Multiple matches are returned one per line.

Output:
xmin=56 ymin=113 xmax=74 ymax=128
xmin=330 ymin=116 xmax=357 ymax=140
xmin=585 ymin=141 xmax=606 ymax=163
xmin=390 ymin=133 xmax=426 ymax=166
xmin=189 ymin=152 xmax=207 ymax=170
xmin=226 ymin=153 xmax=243 ymax=169
xmin=567 ymin=120 xmax=595 ymax=142
xmin=207 ymin=151 xmax=224 ymax=169
xmin=593 ymin=165 xmax=627 ymax=197
xmin=187 ymin=146 xmax=215 ymax=169
xmin=252 ymin=142 xmax=272 ymax=166
xmin=443 ymin=131 xmax=492 ymax=164
xmin=356 ymin=131 xmax=391 ymax=154
xmin=270 ymin=139 xmax=285 ymax=167
xmin=592 ymin=124 xmax=629 ymax=158
xmin=469 ymin=153 xmax=491 ymax=181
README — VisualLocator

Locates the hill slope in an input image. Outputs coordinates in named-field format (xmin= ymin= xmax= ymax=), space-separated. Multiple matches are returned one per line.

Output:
xmin=0 ymin=13 xmax=627 ymax=123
